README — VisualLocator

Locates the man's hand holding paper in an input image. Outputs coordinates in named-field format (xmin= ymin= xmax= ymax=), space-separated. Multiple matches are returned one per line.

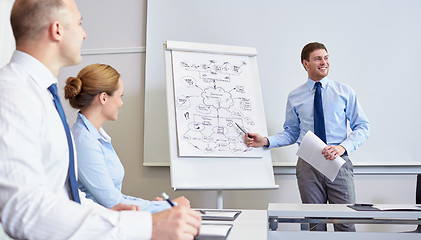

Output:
xmin=322 ymin=145 xmax=346 ymax=160
xmin=296 ymin=131 xmax=346 ymax=182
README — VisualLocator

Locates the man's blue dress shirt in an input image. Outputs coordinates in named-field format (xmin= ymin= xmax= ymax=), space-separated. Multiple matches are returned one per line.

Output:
xmin=71 ymin=113 xmax=171 ymax=213
xmin=267 ymin=78 xmax=369 ymax=153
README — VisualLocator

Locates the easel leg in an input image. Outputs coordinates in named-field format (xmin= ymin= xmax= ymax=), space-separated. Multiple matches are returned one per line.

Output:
xmin=217 ymin=190 xmax=223 ymax=209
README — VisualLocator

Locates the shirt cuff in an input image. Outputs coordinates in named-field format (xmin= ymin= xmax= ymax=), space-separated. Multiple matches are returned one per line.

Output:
xmin=119 ymin=210 xmax=152 ymax=240
xmin=265 ymin=136 xmax=274 ymax=148
xmin=339 ymin=141 xmax=353 ymax=154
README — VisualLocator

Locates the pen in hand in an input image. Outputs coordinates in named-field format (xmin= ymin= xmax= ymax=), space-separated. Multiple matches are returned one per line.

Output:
xmin=234 ymin=122 xmax=252 ymax=138
xmin=163 ymin=192 xmax=206 ymax=216
xmin=162 ymin=192 xmax=175 ymax=207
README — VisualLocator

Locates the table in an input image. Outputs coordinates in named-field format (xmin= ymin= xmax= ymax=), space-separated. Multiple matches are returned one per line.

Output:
xmin=268 ymin=230 xmax=421 ymax=240
xmin=267 ymin=203 xmax=421 ymax=239
xmin=268 ymin=203 xmax=421 ymax=230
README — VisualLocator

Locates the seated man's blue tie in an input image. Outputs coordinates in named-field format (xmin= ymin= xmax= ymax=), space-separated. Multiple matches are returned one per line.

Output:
xmin=48 ymin=84 xmax=80 ymax=203
xmin=314 ymin=82 xmax=327 ymax=143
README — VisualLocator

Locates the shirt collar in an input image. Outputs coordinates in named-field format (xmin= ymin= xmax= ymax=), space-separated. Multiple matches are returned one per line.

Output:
xmin=306 ymin=77 xmax=329 ymax=91
xmin=77 ymin=112 xmax=112 ymax=143
xmin=11 ymin=50 xmax=57 ymax=89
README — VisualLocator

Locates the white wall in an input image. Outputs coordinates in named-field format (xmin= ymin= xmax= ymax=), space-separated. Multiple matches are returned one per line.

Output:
xmin=53 ymin=0 xmax=419 ymax=232
xmin=0 ymin=0 xmax=15 ymax=68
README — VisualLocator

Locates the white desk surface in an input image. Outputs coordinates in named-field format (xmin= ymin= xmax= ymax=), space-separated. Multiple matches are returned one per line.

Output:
xmin=268 ymin=203 xmax=421 ymax=219
xmin=202 ymin=209 xmax=267 ymax=240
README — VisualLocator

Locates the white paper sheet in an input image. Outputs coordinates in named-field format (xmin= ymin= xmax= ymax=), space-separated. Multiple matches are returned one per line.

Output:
xmin=171 ymin=51 xmax=264 ymax=157
xmin=198 ymin=224 xmax=232 ymax=237
xmin=375 ymin=204 xmax=421 ymax=211
xmin=199 ymin=210 xmax=241 ymax=221
xmin=296 ymin=131 xmax=345 ymax=182
xmin=201 ymin=211 xmax=238 ymax=218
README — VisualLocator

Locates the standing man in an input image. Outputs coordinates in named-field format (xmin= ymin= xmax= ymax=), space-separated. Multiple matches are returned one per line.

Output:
xmin=0 ymin=0 xmax=201 ymax=239
xmin=246 ymin=42 xmax=369 ymax=231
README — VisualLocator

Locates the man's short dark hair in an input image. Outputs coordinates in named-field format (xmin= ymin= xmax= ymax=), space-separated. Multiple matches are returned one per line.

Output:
xmin=301 ymin=42 xmax=328 ymax=64
xmin=10 ymin=0 xmax=65 ymax=45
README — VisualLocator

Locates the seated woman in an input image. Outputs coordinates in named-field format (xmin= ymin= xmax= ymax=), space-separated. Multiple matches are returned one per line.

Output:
xmin=64 ymin=64 xmax=189 ymax=213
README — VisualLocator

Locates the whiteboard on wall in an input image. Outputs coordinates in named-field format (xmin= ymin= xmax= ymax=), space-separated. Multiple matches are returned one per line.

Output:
xmin=144 ymin=0 xmax=421 ymax=167
xmin=164 ymin=41 xmax=277 ymax=190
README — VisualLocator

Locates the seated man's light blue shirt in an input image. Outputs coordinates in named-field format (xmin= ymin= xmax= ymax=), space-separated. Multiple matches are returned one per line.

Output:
xmin=72 ymin=113 xmax=172 ymax=213
xmin=267 ymin=78 xmax=369 ymax=153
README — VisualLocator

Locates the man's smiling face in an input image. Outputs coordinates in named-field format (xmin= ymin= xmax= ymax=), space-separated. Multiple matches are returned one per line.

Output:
xmin=303 ymin=49 xmax=329 ymax=81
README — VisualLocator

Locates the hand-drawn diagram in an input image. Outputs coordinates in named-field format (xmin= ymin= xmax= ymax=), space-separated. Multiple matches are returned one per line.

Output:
xmin=171 ymin=51 xmax=264 ymax=157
